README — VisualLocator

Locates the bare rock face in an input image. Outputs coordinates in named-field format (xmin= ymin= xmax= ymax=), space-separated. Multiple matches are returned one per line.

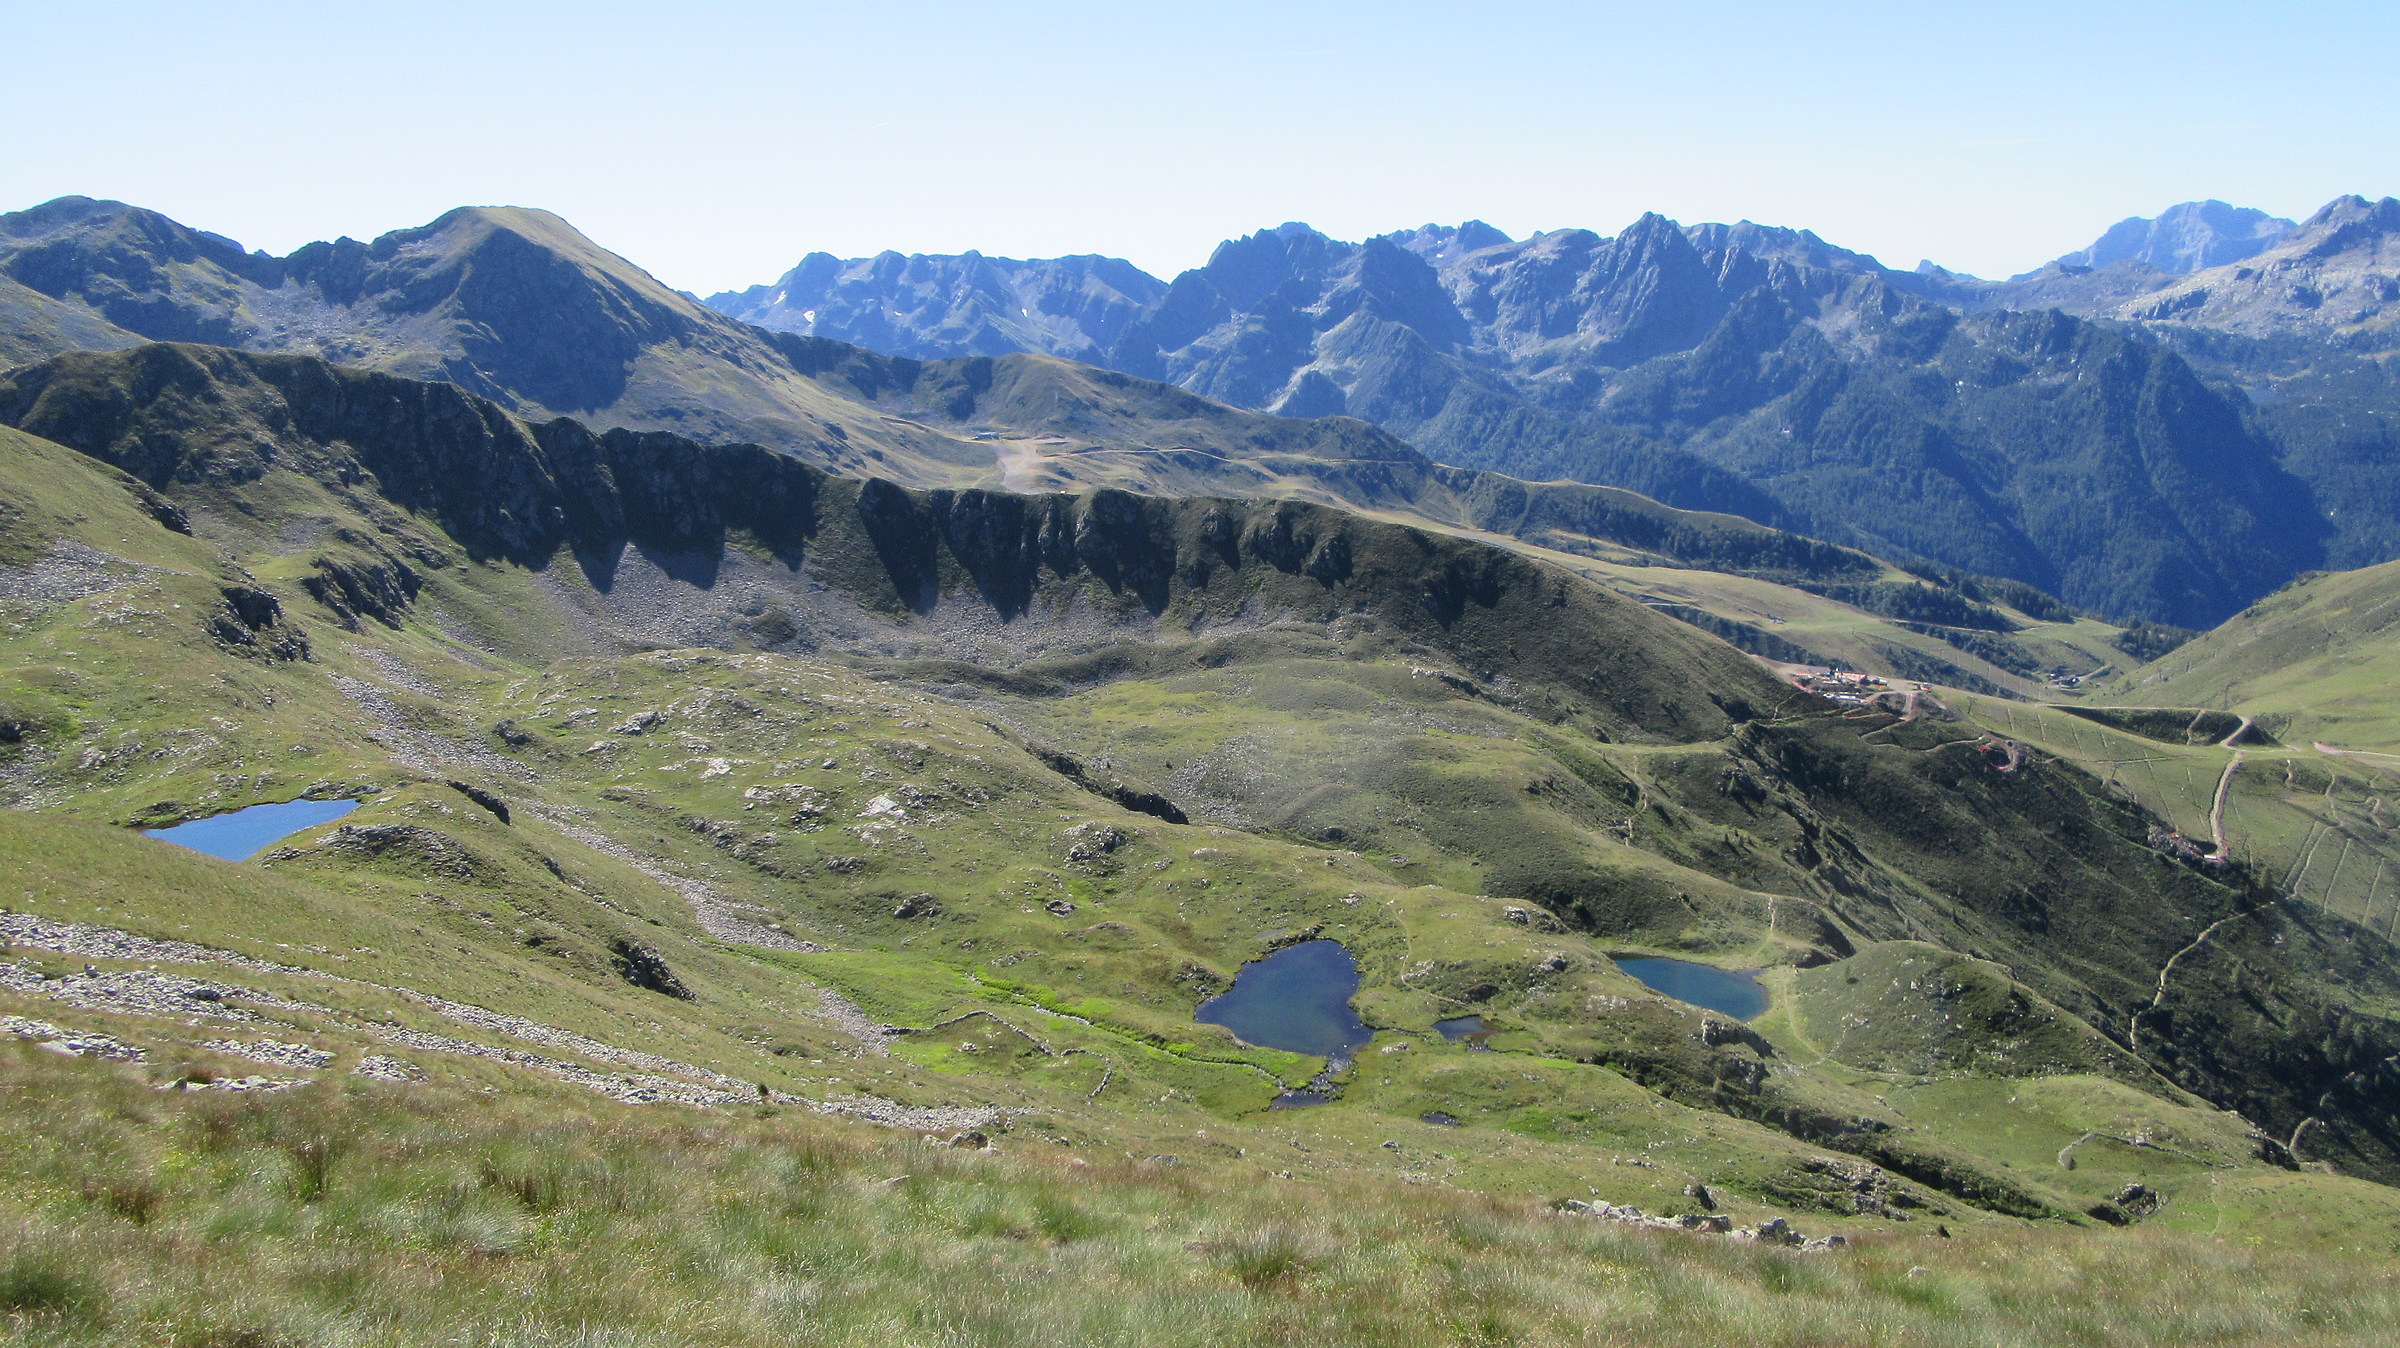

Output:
xmin=608 ymin=937 xmax=693 ymax=1000
xmin=304 ymin=555 xmax=421 ymax=631
xmin=209 ymin=585 xmax=309 ymax=660
xmin=2054 ymin=201 xmax=2296 ymax=275
xmin=1559 ymin=1199 xmax=1849 ymax=1250
xmin=1030 ymin=745 xmax=1189 ymax=824
xmin=352 ymin=1054 xmax=429 ymax=1082
xmin=446 ymin=780 xmax=511 ymax=824
xmin=2088 ymin=1182 xmax=2165 ymax=1225
xmin=2104 ymin=196 xmax=2400 ymax=342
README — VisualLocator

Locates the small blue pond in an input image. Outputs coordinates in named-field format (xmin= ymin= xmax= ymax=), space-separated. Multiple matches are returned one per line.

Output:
xmin=144 ymin=798 xmax=361 ymax=862
xmin=1613 ymin=957 xmax=1768 ymax=1020
xmin=1195 ymin=939 xmax=1374 ymax=1059
xmin=1433 ymin=1015 xmax=1488 ymax=1042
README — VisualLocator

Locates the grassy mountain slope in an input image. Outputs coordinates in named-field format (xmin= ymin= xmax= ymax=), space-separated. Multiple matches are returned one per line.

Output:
xmin=10 ymin=1046 xmax=2399 ymax=1346
xmin=0 ymin=272 xmax=143 ymax=368
xmin=1910 ymin=546 xmax=2400 ymax=978
xmin=1 ymin=345 xmax=2395 ymax=1210
xmin=1937 ymin=690 xmax=2400 ymax=953
xmin=2112 ymin=559 xmax=2400 ymax=751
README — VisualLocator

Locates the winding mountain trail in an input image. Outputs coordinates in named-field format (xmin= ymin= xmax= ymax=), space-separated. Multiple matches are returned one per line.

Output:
xmin=2130 ymin=909 xmax=2252 ymax=1050
xmin=2287 ymin=1051 xmax=2400 ymax=1161
xmin=2313 ymin=741 xmax=2400 ymax=781
xmin=2206 ymin=750 xmax=2244 ymax=862
xmin=2133 ymin=808 xmax=2343 ymax=1050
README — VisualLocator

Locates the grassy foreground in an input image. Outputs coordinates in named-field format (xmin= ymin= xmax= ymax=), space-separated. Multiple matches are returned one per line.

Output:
xmin=3 ymin=1047 xmax=2393 ymax=1347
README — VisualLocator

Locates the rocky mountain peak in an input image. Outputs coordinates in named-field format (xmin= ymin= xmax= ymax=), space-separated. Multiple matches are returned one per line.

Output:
xmin=1196 ymin=223 xmax=1353 ymax=311
xmin=1383 ymin=220 xmax=1513 ymax=264
xmin=2092 ymin=193 xmax=2400 ymax=343
xmin=0 ymin=196 xmax=282 ymax=342
xmin=0 ymin=195 xmax=250 ymax=264
xmin=707 ymin=246 xmax=1169 ymax=365
xmin=2288 ymin=194 xmax=2400 ymax=259
xmin=1613 ymin=211 xmax=1690 ymax=251
xmin=2300 ymin=193 xmax=2400 ymax=232
xmin=1685 ymin=221 xmax=1897 ymax=282
xmin=2048 ymin=200 xmax=2295 ymax=276
xmin=1343 ymin=236 xmax=1469 ymax=349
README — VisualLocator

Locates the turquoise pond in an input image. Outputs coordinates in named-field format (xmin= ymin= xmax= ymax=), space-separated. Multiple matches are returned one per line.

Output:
xmin=143 ymin=798 xmax=361 ymax=862
xmin=1194 ymin=939 xmax=1374 ymax=1059
xmin=1612 ymin=956 xmax=1769 ymax=1020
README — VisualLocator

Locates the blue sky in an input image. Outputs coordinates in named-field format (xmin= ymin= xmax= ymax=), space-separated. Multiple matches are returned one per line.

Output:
xmin=5 ymin=1 xmax=2392 ymax=291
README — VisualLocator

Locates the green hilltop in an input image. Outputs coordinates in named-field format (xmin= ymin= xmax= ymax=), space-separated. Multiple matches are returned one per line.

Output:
xmin=2111 ymin=558 xmax=2400 ymax=752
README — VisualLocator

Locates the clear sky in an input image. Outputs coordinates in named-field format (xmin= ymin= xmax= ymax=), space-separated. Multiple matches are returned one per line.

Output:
xmin=5 ymin=1 xmax=2393 ymax=293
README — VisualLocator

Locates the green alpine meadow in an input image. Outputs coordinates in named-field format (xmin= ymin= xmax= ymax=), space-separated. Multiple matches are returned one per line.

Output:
xmin=5 ymin=8 xmax=2400 ymax=1342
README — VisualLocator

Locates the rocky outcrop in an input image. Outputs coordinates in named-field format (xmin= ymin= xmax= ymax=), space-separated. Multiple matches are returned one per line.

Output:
xmin=0 ymin=344 xmax=1781 ymax=745
xmin=446 ymin=780 xmax=511 ymax=824
xmin=607 ymin=938 xmax=693 ymax=1000
xmin=1556 ymin=1199 xmax=1847 ymax=1252
xmin=267 ymin=823 xmax=479 ymax=880
xmin=208 ymin=584 xmax=309 ymax=659
xmin=1030 ymin=746 xmax=1188 ymax=824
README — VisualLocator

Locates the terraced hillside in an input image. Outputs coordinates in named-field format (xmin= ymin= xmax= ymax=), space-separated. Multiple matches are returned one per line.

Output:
xmin=1 ymin=340 xmax=2395 ymax=1228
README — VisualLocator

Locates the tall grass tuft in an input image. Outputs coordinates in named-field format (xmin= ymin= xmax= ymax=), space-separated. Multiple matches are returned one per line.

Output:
xmin=1211 ymin=1225 xmax=1326 ymax=1291
xmin=0 ymin=1254 xmax=102 ymax=1326
xmin=288 ymin=1136 xmax=340 ymax=1203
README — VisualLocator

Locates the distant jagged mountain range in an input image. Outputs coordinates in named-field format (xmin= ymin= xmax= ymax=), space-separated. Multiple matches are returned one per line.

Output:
xmin=706 ymin=250 xmax=1169 ymax=366
xmin=3 ymin=192 xmax=2398 ymax=627
xmin=705 ymin=195 xmax=2380 ymax=357
xmin=713 ymin=196 xmax=2400 ymax=627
